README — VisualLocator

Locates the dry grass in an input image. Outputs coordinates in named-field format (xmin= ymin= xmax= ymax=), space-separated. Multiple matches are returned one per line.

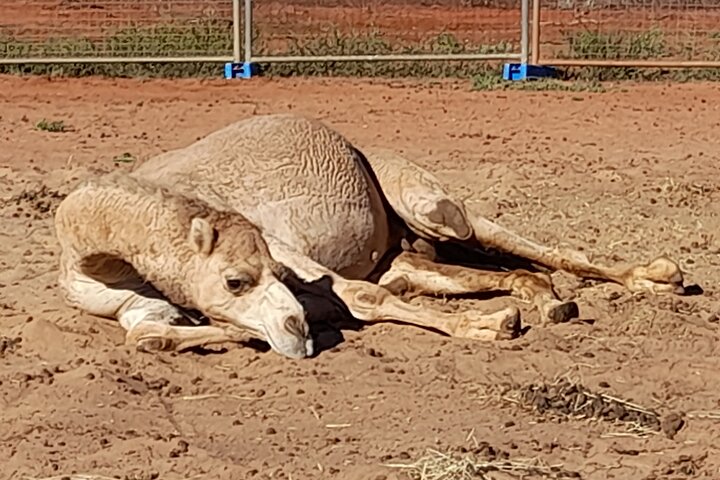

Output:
xmin=24 ymin=476 xmax=119 ymax=480
xmin=385 ymin=449 xmax=580 ymax=480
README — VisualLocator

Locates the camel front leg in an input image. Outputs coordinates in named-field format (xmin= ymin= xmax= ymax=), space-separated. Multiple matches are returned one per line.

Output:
xmin=266 ymin=237 xmax=521 ymax=341
xmin=336 ymin=281 xmax=521 ymax=341
xmin=59 ymin=253 xmax=235 ymax=351
xmin=125 ymin=322 xmax=249 ymax=352
xmin=362 ymin=148 xmax=685 ymax=295
xmin=378 ymin=251 xmax=579 ymax=324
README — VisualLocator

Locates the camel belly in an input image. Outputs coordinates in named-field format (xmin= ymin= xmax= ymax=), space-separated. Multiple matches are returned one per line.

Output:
xmin=243 ymin=184 xmax=391 ymax=280
xmin=132 ymin=113 xmax=395 ymax=280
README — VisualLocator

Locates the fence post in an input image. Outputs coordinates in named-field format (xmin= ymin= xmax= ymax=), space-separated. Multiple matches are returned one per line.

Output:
xmin=244 ymin=0 xmax=253 ymax=64
xmin=531 ymin=0 xmax=540 ymax=65
xmin=503 ymin=0 xmax=555 ymax=81
xmin=225 ymin=0 xmax=254 ymax=78
xmin=233 ymin=0 xmax=241 ymax=63
xmin=521 ymin=0 xmax=529 ymax=64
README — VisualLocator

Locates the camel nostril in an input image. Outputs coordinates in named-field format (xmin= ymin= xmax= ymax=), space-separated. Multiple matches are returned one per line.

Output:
xmin=284 ymin=315 xmax=308 ymax=338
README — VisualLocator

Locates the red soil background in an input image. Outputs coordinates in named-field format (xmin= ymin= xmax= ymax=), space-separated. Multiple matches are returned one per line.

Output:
xmin=2 ymin=0 xmax=720 ymax=60
xmin=1 ymin=1 xmax=720 ymax=480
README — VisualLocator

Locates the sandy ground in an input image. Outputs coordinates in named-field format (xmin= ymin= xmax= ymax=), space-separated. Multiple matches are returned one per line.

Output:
xmin=1 ymin=75 xmax=720 ymax=480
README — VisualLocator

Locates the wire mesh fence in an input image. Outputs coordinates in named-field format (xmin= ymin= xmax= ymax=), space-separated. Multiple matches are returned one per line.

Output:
xmin=536 ymin=0 xmax=720 ymax=64
xmin=0 ymin=0 xmax=234 ymax=61
xmin=2 ymin=0 xmax=720 ymax=73
xmin=250 ymin=0 xmax=523 ymax=57
xmin=247 ymin=0 xmax=526 ymax=76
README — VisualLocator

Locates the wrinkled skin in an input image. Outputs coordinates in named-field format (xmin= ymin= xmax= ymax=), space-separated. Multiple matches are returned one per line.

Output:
xmin=58 ymin=114 xmax=687 ymax=360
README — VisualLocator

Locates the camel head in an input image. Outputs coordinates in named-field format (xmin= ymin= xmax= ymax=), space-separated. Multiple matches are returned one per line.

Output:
xmin=185 ymin=216 xmax=312 ymax=359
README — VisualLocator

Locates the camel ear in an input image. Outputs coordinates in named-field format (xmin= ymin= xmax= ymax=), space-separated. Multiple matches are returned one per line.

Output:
xmin=189 ymin=217 xmax=216 ymax=256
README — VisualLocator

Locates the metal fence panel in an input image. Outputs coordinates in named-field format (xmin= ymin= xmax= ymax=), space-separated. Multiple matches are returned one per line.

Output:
xmin=249 ymin=0 xmax=525 ymax=62
xmin=536 ymin=0 xmax=720 ymax=66
xmin=0 ymin=0 xmax=235 ymax=63
xmin=2 ymin=0 xmax=525 ymax=69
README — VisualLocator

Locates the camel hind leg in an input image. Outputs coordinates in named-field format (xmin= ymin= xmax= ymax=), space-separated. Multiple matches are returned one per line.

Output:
xmin=362 ymin=148 xmax=685 ymax=295
xmin=378 ymin=251 xmax=579 ymax=324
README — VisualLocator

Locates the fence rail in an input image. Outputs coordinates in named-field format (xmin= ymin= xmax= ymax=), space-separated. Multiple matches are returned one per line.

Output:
xmin=534 ymin=0 xmax=720 ymax=66
xmin=1 ymin=0 xmax=720 ymax=75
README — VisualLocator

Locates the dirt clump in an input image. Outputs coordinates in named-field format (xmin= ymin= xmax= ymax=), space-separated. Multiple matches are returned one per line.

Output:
xmin=0 ymin=336 xmax=22 ymax=357
xmin=514 ymin=379 xmax=687 ymax=437
xmin=645 ymin=453 xmax=708 ymax=479
xmin=661 ymin=412 xmax=686 ymax=440
xmin=5 ymin=184 xmax=66 ymax=219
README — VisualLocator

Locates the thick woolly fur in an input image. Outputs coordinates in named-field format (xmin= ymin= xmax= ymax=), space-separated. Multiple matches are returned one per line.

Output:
xmin=54 ymin=113 xmax=685 ymax=357
xmin=55 ymin=172 xmax=272 ymax=309
xmin=130 ymin=113 xmax=393 ymax=281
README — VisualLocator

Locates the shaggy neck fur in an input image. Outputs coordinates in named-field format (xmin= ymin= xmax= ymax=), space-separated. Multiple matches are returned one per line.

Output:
xmin=56 ymin=173 xmax=240 ymax=307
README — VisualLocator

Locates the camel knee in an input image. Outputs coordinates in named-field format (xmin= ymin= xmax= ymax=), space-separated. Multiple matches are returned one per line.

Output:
xmin=454 ymin=306 xmax=521 ymax=341
xmin=340 ymin=282 xmax=390 ymax=320
xmin=118 ymin=299 xmax=184 ymax=331
xmin=378 ymin=274 xmax=412 ymax=296
xmin=59 ymin=269 xmax=125 ymax=318
xmin=60 ymin=263 xmax=182 ymax=329
xmin=500 ymin=270 xmax=556 ymax=301
xmin=624 ymin=256 xmax=685 ymax=295
xmin=425 ymin=199 xmax=472 ymax=241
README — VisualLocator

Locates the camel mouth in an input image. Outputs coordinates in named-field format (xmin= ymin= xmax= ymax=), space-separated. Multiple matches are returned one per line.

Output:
xmin=262 ymin=325 xmax=313 ymax=359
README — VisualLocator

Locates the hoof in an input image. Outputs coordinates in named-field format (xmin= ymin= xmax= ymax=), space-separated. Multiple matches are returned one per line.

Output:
xmin=544 ymin=300 xmax=580 ymax=324
xmin=626 ymin=256 xmax=685 ymax=295
xmin=135 ymin=336 xmax=175 ymax=353
xmin=495 ymin=307 xmax=522 ymax=340
xmin=495 ymin=306 xmax=522 ymax=340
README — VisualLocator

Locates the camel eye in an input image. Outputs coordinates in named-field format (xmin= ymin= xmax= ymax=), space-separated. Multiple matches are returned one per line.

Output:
xmin=225 ymin=276 xmax=251 ymax=293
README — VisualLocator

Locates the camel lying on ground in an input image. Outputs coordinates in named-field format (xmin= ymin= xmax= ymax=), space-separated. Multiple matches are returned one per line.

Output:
xmin=55 ymin=113 xmax=686 ymax=359
xmin=56 ymin=173 xmax=520 ymax=358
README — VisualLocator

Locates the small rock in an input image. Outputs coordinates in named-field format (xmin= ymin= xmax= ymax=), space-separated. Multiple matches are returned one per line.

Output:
xmin=169 ymin=439 xmax=189 ymax=458
xmin=661 ymin=412 xmax=685 ymax=439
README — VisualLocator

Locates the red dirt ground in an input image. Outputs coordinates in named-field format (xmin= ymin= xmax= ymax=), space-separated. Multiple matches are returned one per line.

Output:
xmin=1 ymin=75 xmax=720 ymax=479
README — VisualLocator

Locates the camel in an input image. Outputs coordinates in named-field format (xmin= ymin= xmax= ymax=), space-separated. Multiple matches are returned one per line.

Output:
xmin=56 ymin=113 xmax=686 ymax=359
xmin=55 ymin=172 xmax=527 ymax=359
xmin=56 ymin=173 xmax=310 ymax=357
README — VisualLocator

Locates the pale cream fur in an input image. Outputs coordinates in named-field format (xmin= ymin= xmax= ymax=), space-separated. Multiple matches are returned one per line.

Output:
xmin=55 ymin=172 xmax=522 ymax=359
xmin=55 ymin=113 xmax=686 ymax=359
xmin=55 ymin=172 xmax=314 ymax=358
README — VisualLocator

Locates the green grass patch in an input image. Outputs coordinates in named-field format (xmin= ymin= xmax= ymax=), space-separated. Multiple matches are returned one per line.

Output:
xmin=562 ymin=28 xmax=720 ymax=81
xmin=257 ymin=31 xmax=513 ymax=78
xmin=0 ymin=22 xmax=233 ymax=77
xmin=472 ymin=74 xmax=606 ymax=92
xmin=35 ymin=119 xmax=69 ymax=132
xmin=112 ymin=152 xmax=136 ymax=164
xmin=2 ymin=21 xmax=720 ymax=85
xmin=0 ymin=24 xmax=513 ymax=79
